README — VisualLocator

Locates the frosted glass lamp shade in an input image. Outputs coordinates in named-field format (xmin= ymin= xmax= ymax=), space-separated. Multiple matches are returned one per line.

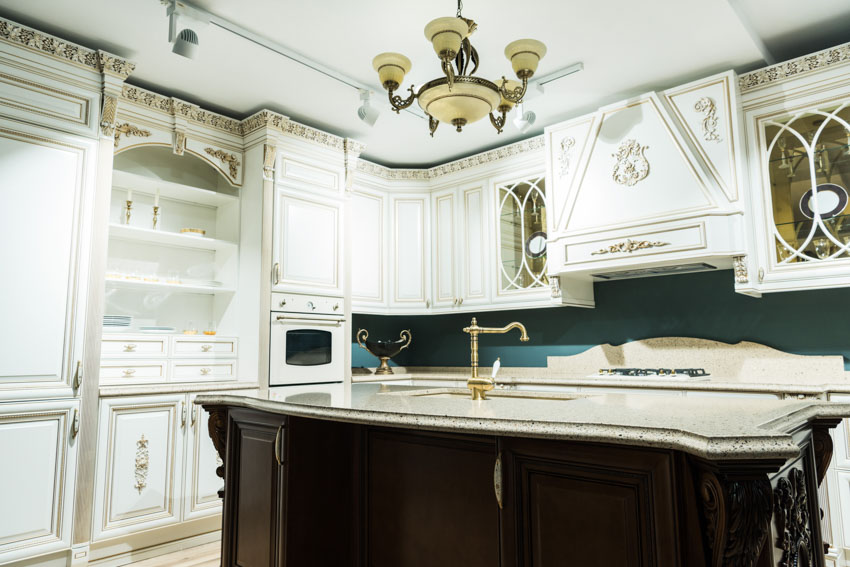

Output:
xmin=424 ymin=17 xmax=469 ymax=58
xmin=372 ymin=52 xmax=412 ymax=90
xmin=504 ymin=39 xmax=547 ymax=78
xmin=418 ymin=77 xmax=501 ymax=130
xmin=498 ymin=80 xmax=522 ymax=110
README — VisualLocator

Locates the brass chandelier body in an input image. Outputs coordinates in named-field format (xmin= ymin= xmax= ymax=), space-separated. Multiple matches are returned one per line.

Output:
xmin=372 ymin=1 xmax=546 ymax=136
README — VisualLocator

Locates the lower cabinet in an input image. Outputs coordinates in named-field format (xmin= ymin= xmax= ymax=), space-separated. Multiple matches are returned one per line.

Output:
xmin=92 ymin=393 xmax=223 ymax=543
xmin=0 ymin=399 xmax=79 ymax=564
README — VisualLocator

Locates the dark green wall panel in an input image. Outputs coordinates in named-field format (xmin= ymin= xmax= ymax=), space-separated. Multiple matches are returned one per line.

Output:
xmin=352 ymin=270 xmax=850 ymax=371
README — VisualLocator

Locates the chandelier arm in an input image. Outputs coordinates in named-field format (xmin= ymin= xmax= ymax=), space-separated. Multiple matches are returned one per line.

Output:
xmin=489 ymin=109 xmax=507 ymax=134
xmin=499 ymin=76 xmax=528 ymax=104
xmin=388 ymin=85 xmax=417 ymax=113
xmin=441 ymin=58 xmax=455 ymax=90
xmin=428 ymin=114 xmax=439 ymax=137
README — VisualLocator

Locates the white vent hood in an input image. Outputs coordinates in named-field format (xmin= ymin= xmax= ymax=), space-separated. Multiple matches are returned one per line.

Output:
xmin=545 ymin=71 xmax=746 ymax=298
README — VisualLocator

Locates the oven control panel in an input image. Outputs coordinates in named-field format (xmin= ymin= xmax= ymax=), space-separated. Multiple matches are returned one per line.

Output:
xmin=272 ymin=292 xmax=342 ymax=316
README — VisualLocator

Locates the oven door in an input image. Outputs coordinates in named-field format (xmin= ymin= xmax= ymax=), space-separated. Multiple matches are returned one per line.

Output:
xmin=270 ymin=314 xmax=345 ymax=386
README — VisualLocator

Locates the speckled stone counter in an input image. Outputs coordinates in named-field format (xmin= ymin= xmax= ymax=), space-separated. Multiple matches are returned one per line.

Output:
xmin=197 ymin=384 xmax=850 ymax=460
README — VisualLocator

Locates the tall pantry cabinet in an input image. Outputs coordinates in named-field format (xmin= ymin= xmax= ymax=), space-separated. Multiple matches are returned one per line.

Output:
xmin=0 ymin=17 xmax=133 ymax=567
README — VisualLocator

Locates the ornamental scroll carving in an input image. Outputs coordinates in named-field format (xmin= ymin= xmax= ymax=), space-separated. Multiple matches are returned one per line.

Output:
xmin=612 ymin=139 xmax=650 ymax=186
xmin=774 ymin=468 xmax=812 ymax=567
xmin=173 ymin=130 xmax=186 ymax=156
xmin=99 ymin=94 xmax=118 ymax=137
xmin=694 ymin=97 xmax=721 ymax=143
xmin=114 ymin=123 xmax=151 ymax=147
xmin=134 ymin=435 xmax=149 ymax=494
xmin=591 ymin=239 xmax=670 ymax=255
xmin=733 ymin=256 xmax=748 ymax=284
xmin=263 ymin=143 xmax=276 ymax=181
xmin=206 ymin=406 xmax=227 ymax=481
xmin=550 ymin=275 xmax=562 ymax=299
xmin=204 ymin=147 xmax=240 ymax=180
xmin=699 ymin=471 xmax=773 ymax=567
xmin=558 ymin=137 xmax=575 ymax=177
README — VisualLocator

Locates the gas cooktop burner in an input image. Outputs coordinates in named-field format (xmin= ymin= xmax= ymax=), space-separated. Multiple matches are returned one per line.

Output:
xmin=595 ymin=368 xmax=710 ymax=378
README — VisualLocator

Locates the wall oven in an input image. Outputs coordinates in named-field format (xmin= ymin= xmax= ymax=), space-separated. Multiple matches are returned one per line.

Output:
xmin=270 ymin=293 xmax=345 ymax=387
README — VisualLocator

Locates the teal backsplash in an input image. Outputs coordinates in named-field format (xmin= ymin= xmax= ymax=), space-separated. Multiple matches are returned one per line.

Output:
xmin=352 ymin=270 xmax=850 ymax=371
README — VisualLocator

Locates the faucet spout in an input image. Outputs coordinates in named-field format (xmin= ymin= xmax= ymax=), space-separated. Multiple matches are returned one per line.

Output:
xmin=462 ymin=317 xmax=529 ymax=400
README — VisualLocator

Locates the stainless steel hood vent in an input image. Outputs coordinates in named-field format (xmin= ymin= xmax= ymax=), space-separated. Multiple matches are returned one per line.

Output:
xmin=592 ymin=263 xmax=717 ymax=281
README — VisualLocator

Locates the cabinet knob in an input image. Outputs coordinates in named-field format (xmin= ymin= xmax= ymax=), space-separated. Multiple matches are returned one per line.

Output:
xmin=333 ymin=303 xmax=340 ymax=311
xmin=124 ymin=344 xmax=137 ymax=352
xmin=122 ymin=368 xmax=136 ymax=376
xmin=458 ymin=297 xmax=463 ymax=305
xmin=201 ymin=344 xmax=213 ymax=352
xmin=453 ymin=298 xmax=458 ymax=305
xmin=200 ymin=367 xmax=212 ymax=375
xmin=279 ymin=299 xmax=287 ymax=308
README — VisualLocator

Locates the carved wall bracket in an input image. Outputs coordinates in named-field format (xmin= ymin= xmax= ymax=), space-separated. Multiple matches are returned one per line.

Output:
xmin=173 ymin=130 xmax=186 ymax=156
xmin=612 ymin=139 xmax=650 ymax=186
xmin=134 ymin=435 xmax=149 ymax=494
xmin=591 ymin=239 xmax=670 ymax=255
xmin=733 ymin=256 xmax=748 ymax=284
xmin=549 ymin=275 xmax=562 ymax=299
xmin=204 ymin=147 xmax=240 ymax=180
xmin=263 ymin=143 xmax=277 ymax=181
xmin=694 ymin=97 xmax=721 ymax=143
xmin=114 ymin=122 xmax=151 ymax=147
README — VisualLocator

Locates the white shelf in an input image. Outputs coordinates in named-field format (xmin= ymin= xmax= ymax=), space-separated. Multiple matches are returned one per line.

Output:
xmin=105 ymin=278 xmax=235 ymax=295
xmin=112 ymin=169 xmax=238 ymax=207
xmin=108 ymin=224 xmax=238 ymax=253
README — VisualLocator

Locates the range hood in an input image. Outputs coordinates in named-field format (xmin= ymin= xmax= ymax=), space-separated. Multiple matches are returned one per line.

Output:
xmin=544 ymin=71 xmax=746 ymax=296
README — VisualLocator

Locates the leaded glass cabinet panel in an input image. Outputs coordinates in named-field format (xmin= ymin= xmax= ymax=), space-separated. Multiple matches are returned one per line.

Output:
xmin=496 ymin=175 xmax=548 ymax=293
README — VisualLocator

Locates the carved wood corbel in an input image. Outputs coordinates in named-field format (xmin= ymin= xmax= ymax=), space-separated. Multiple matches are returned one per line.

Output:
xmin=204 ymin=405 xmax=228 ymax=497
xmin=811 ymin=421 xmax=837 ymax=487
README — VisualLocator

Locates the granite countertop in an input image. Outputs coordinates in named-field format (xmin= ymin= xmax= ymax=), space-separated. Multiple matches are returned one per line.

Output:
xmin=197 ymin=384 xmax=850 ymax=461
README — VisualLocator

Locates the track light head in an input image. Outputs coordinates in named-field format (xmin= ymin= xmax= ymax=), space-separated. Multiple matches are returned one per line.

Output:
xmin=166 ymin=0 xmax=208 ymax=60
xmin=512 ymin=103 xmax=536 ymax=133
xmin=172 ymin=28 xmax=199 ymax=59
xmin=357 ymin=90 xmax=380 ymax=127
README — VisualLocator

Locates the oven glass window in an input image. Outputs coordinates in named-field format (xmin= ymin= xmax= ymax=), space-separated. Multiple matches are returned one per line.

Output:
xmin=286 ymin=330 xmax=332 ymax=366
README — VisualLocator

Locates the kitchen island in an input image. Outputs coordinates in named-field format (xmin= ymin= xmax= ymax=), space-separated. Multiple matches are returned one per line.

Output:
xmin=198 ymin=385 xmax=850 ymax=567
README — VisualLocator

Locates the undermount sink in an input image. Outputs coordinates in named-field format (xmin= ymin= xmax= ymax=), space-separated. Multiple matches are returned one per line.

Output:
xmin=384 ymin=387 xmax=586 ymax=401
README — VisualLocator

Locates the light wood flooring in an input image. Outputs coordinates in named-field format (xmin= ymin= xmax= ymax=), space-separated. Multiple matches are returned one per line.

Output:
xmin=124 ymin=542 xmax=219 ymax=567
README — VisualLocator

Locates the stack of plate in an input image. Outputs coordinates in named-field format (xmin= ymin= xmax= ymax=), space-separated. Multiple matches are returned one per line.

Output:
xmin=103 ymin=315 xmax=132 ymax=332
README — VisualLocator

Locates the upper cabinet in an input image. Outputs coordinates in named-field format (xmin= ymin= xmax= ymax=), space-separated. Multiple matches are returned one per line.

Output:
xmin=738 ymin=50 xmax=850 ymax=295
xmin=390 ymin=194 xmax=431 ymax=311
xmin=545 ymin=73 xmax=746 ymax=288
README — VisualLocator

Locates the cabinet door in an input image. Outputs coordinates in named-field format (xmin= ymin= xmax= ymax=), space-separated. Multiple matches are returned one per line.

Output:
xmin=0 ymin=121 xmax=96 ymax=399
xmin=272 ymin=190 xmax=342 ymax=295
xmin=431 ymin=188 xmax=457 ymax=310
xmin=390 ymin=195 xmax=430 ymax=311
xmin=0 ymin=400 xmax=79 ymax=564
xmin=351 ymin=190 xmax=386 ymax=310
xmin=458 ymin=183 xmax=489 ymax=307
xmin=184 ymin=394 xmax=224 ymax=520
xmin=92 ymin=395 xmax=185 ymax=541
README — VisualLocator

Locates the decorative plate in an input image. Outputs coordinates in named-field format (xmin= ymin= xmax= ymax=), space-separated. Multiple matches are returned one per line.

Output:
xmin=799 ymin=183 xmax=848 ymax=219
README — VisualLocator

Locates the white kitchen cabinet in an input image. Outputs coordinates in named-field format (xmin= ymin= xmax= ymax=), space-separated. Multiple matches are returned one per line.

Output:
xmin=184 ymin=393 xmax=224 ymax=521
xmin=351 ymin=189 xmax=387 ymax=311
xmin=272 ymin=189 xmax=343 ymax=296
xmin=389 ymin=194 xmax=431 ymax=311
xmin=0 ymin=400 xmax=79 ymax=564
xmin=0 ymin=119 xmax=96 ymax=400
xmin=92 ymin=395 xmax=186 ymax=541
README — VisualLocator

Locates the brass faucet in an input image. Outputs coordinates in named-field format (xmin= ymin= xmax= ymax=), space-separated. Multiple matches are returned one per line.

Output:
xmin=462 ymin=317 xmax=529 ymax=400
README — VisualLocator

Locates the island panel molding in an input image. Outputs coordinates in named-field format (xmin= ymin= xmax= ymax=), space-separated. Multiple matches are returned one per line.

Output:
xmin=738 ymin=41 xmax=850 ymax=93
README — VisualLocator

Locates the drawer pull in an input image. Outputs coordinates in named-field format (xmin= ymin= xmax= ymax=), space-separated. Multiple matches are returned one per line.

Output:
xmin=201 ymin=344 xmax=213 ymax=352
xmin=73 ymin=360 xmax=83 ymax=391
xmin=71 ymin=409 xmax=80 ymax=439
xmin=123 ymin=344 xmax=137 ymax=352
xmin=191 ymin=406 xmax=198 ymax=427
xmin=273 ymin=262 xmax=281 ymax=285
xmin=181 ymin=401 xmax=187 ymax=427
xmin=274 ymin=425 xmax=283 ymax=465
xmin=200 ymin=367 xmax=212 ymax=375
xmin=122 ymin=368 xmax=137 ymax=376
xmin=493 ymin=452 xmax=503 ymax=509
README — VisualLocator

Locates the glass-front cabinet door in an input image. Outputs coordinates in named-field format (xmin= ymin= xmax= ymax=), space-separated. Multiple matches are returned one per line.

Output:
xmin=494 ymin=174 xmax=550 ymax=302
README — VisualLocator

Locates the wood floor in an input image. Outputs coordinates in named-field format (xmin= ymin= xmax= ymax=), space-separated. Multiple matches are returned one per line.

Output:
xmin=125 ymin=542 xmax=219 ymax=567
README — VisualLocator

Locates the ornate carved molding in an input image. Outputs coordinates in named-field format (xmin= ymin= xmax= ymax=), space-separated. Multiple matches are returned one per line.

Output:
xmin=204 ymin=147 xmax=240 ymax=179
xmin=173 ymin=130 xmax=186 ymax=156
xmin=0 ymin=18 xmax=135 ymax=78
xmin=591 ymin=239 xmax=670 ymax=255
xmin=121 ymin=85 xmax=243 ymax=135
xmin=114 ymin=122 xmax=151 ymax=147
xmin=205 ymin=406 xmax=227 ymax=481
xmin=100 ymin=94 xmax=118 ymax=137
xmin=739 ymin=42 xmax=850 ymax=93
xmin=774 ymin=468 xmax=812 ymax=567
xmin=134 ymin=435 xmax=149 ymax=494
xmin=240 ymin=109 xmax=290 ymax=136
xmin=700 ymin=471 xmax=773 ymax=567
xmin=356 ymin=136 xmax=545 ymax=181
xmin=694 ymin=97 xmax=721 ymax=143
xmin=612 ymin=139 xmax=650 ymax=186
xmin=733 ymin=256 xmax=748 ymax=284
xmin=549 ymin=275 xmax=562 ymax=299
xmin=558 ymin=136 xmax=576 ymax=177
xmin=263 ymin=143 xmax=277 ymax=181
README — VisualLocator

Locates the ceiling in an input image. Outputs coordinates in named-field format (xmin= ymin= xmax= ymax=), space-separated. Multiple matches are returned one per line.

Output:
xmin=2 ymin=0 xmax=850 ymax=168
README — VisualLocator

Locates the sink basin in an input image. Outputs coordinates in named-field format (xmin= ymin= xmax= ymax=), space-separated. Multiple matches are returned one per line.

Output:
xmin=382 ymin=387 xmax=586 ymax=401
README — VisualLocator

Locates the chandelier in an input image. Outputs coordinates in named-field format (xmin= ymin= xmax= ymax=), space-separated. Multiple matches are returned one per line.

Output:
xmin=371 ymin=1 xmax=546 ymax=136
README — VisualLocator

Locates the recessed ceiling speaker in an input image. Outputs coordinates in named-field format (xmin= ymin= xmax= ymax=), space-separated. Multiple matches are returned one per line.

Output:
xmin=172 ymin=28 xmax=199 ymax=59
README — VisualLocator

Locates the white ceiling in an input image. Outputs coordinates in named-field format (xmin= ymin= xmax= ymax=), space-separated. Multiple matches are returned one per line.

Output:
xmin=3 ymin=0 xmax=850 ymax=167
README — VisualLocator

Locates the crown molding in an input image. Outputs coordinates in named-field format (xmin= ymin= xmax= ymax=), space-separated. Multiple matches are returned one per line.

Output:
xmin=357 ymin=136 xmax=545 ymax=181
xmin=739 ymin=42 xmax=850 ymax=93
xmin=0 ymin=17 xmax=134 ymax=78
xmin=121 ymin=84 xmax=243 ymax=135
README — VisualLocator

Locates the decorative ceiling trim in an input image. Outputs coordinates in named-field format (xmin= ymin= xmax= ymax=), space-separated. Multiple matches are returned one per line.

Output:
xmin=121 ymin=84 xmax=243 ymax=135
xmin=357 ymin=136 xmax=545 ymax=181
xmin=739 ymin=42 xmax=850 ymax=93
xmin=0 ymin=17 xmax=134 ymax=78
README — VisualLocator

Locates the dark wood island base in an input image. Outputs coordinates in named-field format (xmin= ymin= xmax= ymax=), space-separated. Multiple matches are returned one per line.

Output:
xmin=203 ymin=404 xmax=837 ymax=567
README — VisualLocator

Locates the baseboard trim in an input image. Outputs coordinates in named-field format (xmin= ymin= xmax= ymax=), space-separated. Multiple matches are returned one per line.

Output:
xmin=89 ymin=517 xmax=221 ymax=567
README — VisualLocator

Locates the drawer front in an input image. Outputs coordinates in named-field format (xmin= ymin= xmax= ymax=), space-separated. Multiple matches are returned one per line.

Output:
xmin=101 ymin=335 xmax=169 ymax=358
xmin=564 ymin=223 xmax=707 ymax=265
xmin=170 ymin=360 xmax=236 ymax=382
xmin=171 ymin=337 xmax=238 ymax=358
xmin=100 ymin=361 xmax=167 ymax=384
